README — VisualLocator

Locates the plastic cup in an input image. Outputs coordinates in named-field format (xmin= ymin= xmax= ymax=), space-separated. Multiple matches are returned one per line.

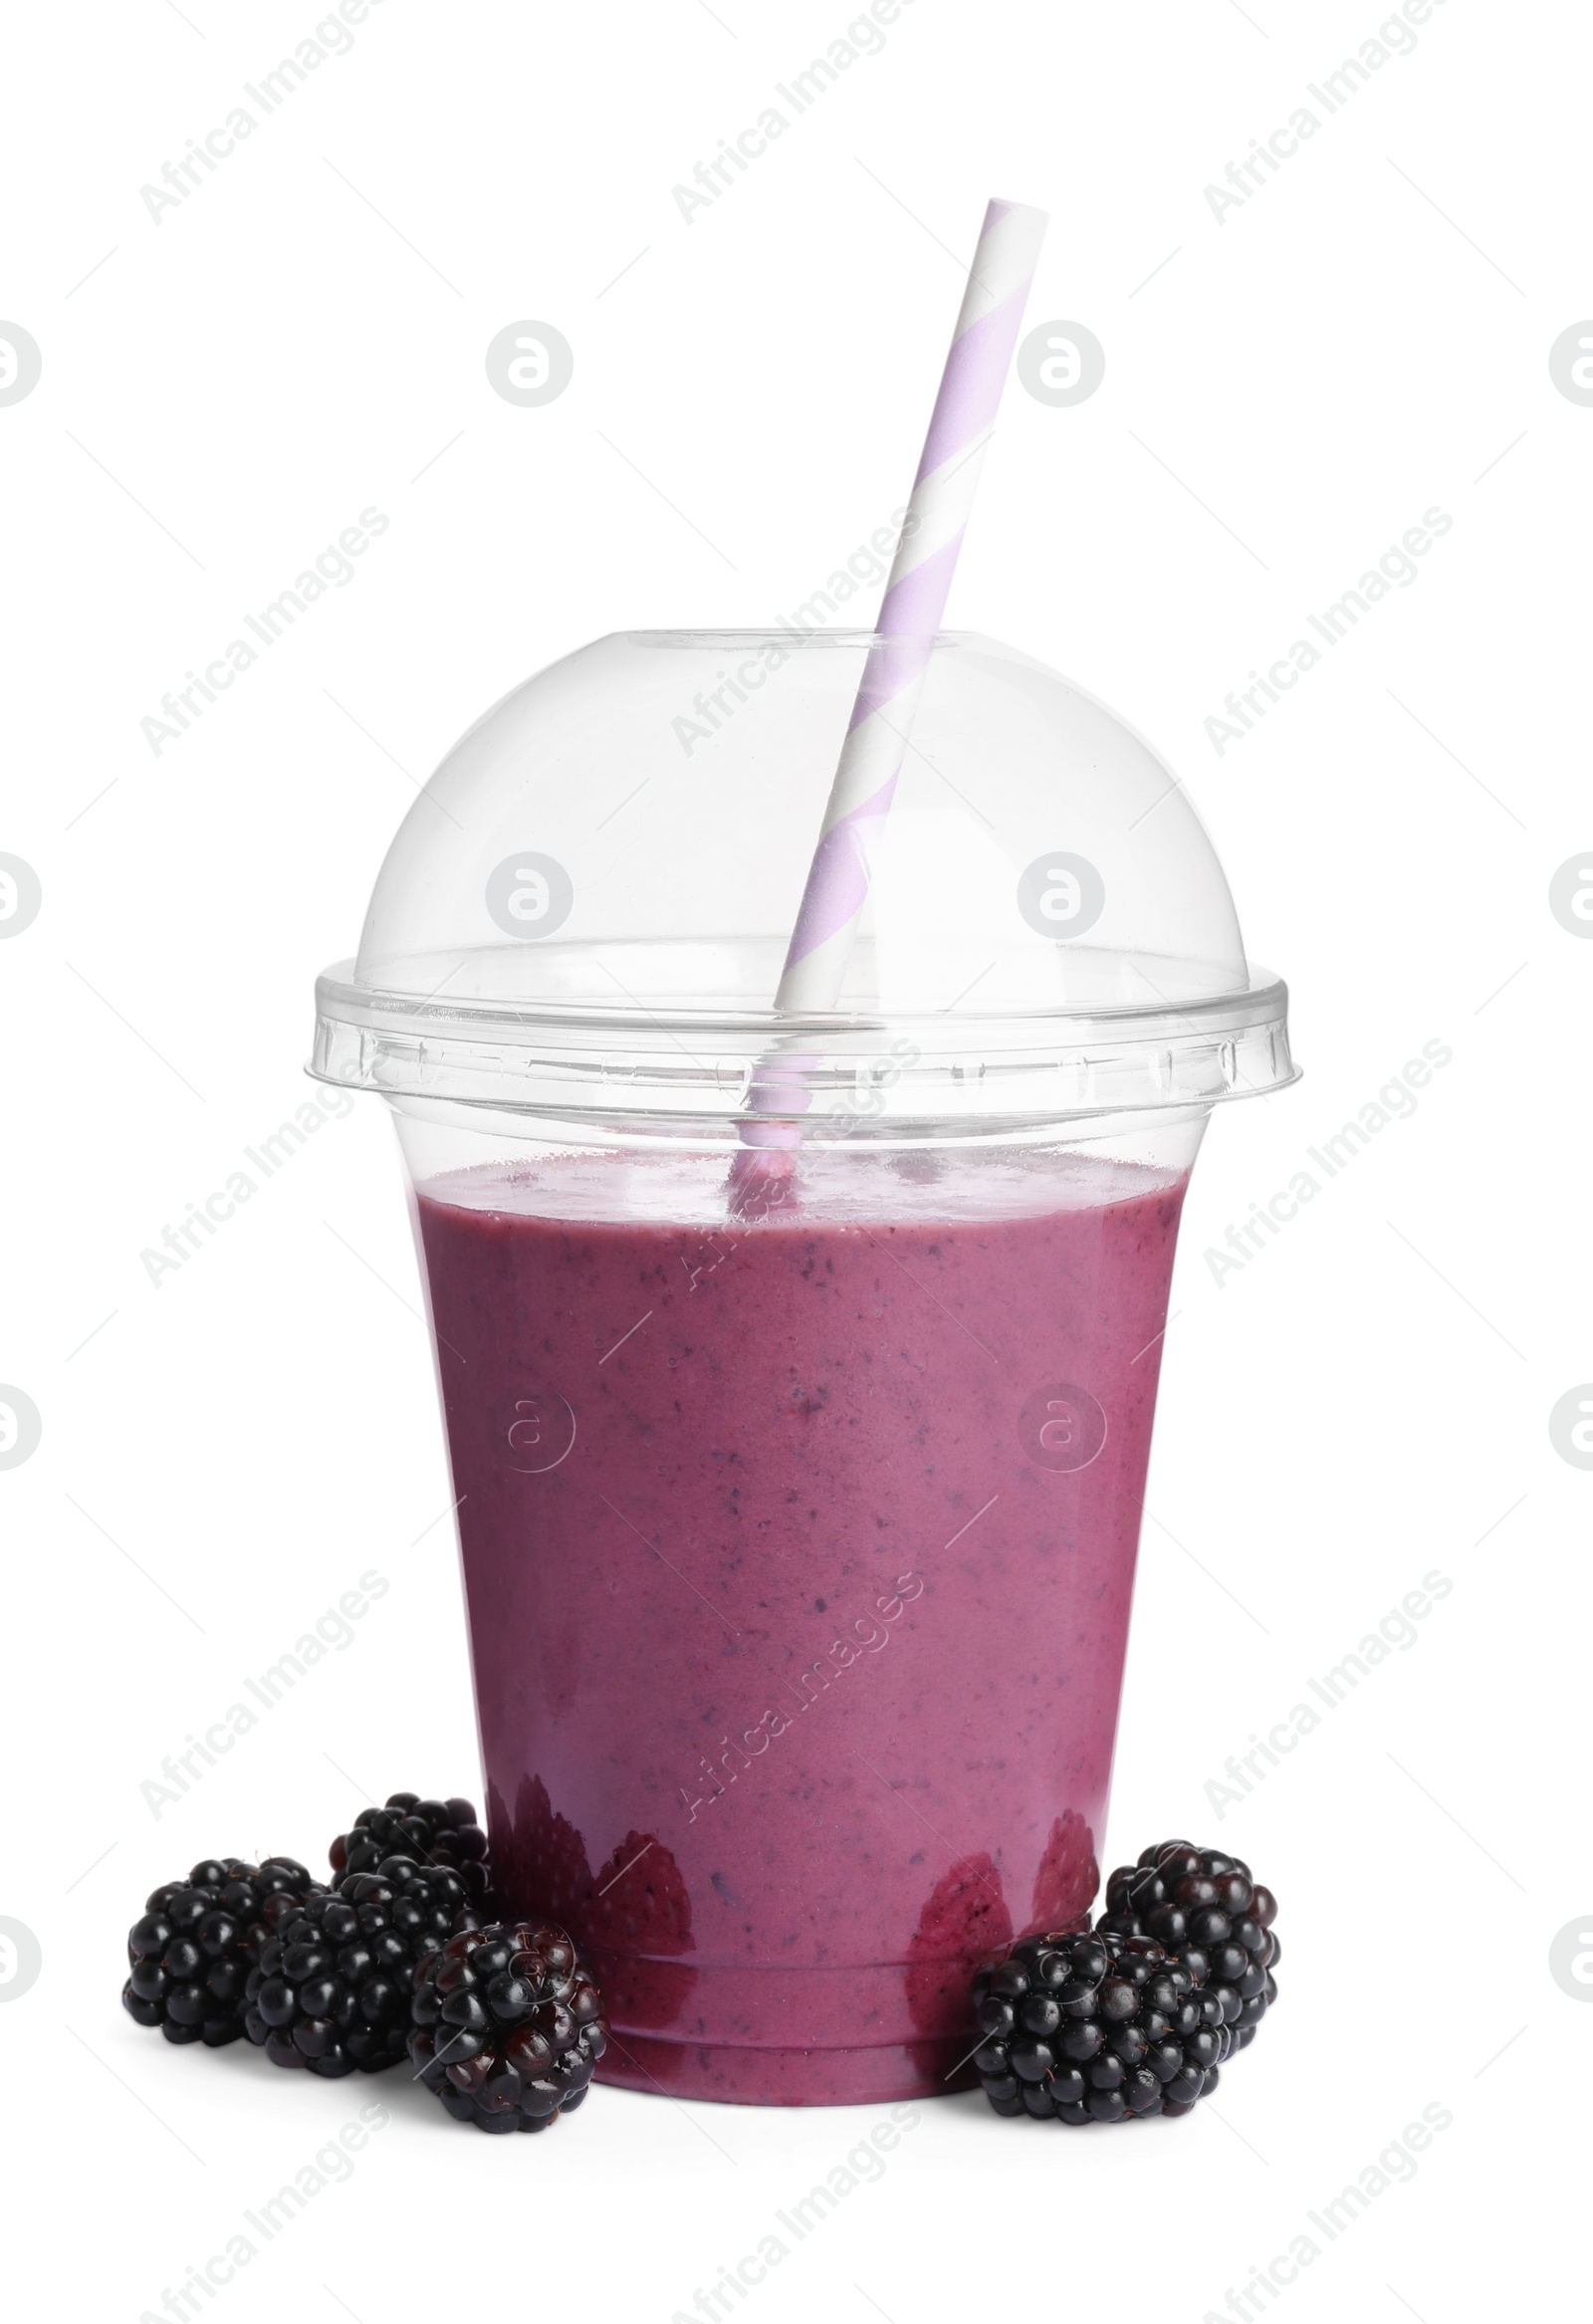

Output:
xmin=313 ymin=629 xmax=1295 ymax=2106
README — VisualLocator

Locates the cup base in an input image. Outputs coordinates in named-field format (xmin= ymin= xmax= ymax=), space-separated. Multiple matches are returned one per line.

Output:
xmin=596 ymin=2029 xmax=978 ymax=2108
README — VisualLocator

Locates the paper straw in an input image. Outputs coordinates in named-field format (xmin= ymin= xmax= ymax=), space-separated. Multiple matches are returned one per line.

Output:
xmin=776 ymin=195 xmax=1048 ymax=1013
xmin=731 ymin=196 xmax=1046 ymax=1207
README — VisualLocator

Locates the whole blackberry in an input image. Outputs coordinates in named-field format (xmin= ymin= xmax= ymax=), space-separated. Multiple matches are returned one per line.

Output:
xmin=409 ymin=1921 xmax=606 ymax=2133
xmin=122 ymin=1858 xmax=319 ymax=2046
xmin=329 ymin=1791 xmax=493 ymax=1908
xmin=1097 ymin=1838 xmax=1278 ymax=2047
xmin=971 ymin=1926 xmax=1235 ymax=2123
xmin=244 ymin=1857 xmax=479 ymax=2075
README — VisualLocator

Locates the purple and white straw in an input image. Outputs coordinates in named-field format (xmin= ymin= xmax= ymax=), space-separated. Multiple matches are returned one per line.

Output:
xmin=731 ymin=197 xmax=1046 ymax=1195
xmin=775 ymin=195 xmax=1048 ymax=1013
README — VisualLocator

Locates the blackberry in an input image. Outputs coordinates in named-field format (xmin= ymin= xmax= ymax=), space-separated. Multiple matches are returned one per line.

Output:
xmin=122 ymin=1858 xmax=319 ymax=2046
xmin=409 ymin=1921 xmax=607 ymax=2133
xmin=244 ymin=1857 xmax=480 ymax=2074
xmin=1098 ymin=1838 xmax=1279 ymax=2045
xmin=970 ymin=1926 xmax=1235 ymax=2122
xmin=329 ymin=1791 xmax=493 ymax=1908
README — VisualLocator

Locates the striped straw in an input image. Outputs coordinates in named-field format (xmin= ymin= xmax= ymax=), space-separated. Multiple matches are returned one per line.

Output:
xmin=730 ymin=197 xmax=1046 ymax=1207
xmin=775 ymin=195 xmax=1048 ymax=1014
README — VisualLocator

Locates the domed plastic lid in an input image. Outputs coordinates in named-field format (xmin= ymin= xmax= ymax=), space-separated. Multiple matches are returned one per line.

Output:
xmin=312 ymin=631 xmax=1295 ymax=1131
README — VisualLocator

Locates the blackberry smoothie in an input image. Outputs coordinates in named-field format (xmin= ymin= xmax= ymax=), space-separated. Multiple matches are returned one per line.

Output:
xmin=413 ymin=1144 xmax=1188 ymax=2106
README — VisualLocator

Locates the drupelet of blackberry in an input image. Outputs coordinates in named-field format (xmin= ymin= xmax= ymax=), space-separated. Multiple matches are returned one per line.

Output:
xmin=408 ymin=1921 xmax=607 ymax=2134
xmin=122 ymin=1858 xmax=319 ymax=2046
xmin=970 ymin=1926 xmax=1235 ymax=2122
xmin=1097 ymin=1838 xmax=1278 ymax=2046
xmin=329 ymin=1791 xmax=493 ymax=1908
xmin=244 ymin=1856 xmax=480 ymax=2075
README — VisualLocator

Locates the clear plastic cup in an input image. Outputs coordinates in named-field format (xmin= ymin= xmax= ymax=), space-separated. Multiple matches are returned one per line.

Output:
xmin=312 ymin=630 xmax=1295 ymax=2105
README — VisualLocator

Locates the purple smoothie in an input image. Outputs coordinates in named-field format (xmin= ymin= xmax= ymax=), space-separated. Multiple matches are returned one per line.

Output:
xmin=414 ymin=1144 xmax=1187 ymax=2105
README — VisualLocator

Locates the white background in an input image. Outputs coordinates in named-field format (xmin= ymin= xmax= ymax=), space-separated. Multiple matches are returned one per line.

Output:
xmin=1 ymin=1 xmax=1586 ymax=2317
